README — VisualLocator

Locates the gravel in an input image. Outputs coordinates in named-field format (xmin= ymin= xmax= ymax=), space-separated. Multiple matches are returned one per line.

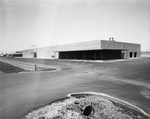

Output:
xmin=23 ymin=95 xmax=149 ymax=119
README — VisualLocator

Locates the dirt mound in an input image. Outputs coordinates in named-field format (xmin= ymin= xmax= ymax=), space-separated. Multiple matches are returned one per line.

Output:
xmin=23 ymin=92 xmax=150 ymax=119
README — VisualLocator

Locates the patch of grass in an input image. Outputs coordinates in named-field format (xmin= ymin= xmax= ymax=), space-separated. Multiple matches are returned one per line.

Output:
xmin=0 ymin=61 xmax=24 ymax=73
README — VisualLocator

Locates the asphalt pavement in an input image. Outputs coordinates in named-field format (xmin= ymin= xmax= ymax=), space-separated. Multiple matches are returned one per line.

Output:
xmin=0 ymin=57 xmax=150 ymax=119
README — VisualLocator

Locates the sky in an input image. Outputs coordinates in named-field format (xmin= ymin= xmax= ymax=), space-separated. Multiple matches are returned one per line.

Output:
xmin=0 ymin=0 xmax=150 ymax=53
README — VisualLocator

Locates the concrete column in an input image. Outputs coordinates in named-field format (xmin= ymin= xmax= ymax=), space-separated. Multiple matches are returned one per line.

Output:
xmin=94 ymin=51 xmax=96 ymax=60
xmin=74 ymin=52 xmax=76 ymax=59
xmin=102 ymin=50 xmax=103 ymax=60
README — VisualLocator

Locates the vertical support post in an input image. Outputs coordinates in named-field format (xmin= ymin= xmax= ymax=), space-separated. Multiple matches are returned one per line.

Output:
xmin=66 ymin=53 xmax=68 ymax=59
xmin=95 ymin=51 xmax=96 ymax=60
xmin=102 ymin=50 xmax=103 ymax=60
xmin=34 ymin=64 xmax=36 ymax=71
xmin=74 ymin=52 xmax=76 ymax=59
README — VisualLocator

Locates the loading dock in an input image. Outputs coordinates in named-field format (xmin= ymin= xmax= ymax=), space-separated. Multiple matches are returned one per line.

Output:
xmin=59 ymin=49 xmax=124 ymax=60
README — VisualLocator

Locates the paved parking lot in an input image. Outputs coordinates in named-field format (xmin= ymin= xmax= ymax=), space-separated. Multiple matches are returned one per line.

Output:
xmin=0 ymin=57 xmax=150 ymax=119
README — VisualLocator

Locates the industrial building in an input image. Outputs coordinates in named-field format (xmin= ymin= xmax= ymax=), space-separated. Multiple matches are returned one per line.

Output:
xmin=4 ymin=51 xmax=23 ymax=58
xmin=22 ymin=40 xmax=141 ymax=60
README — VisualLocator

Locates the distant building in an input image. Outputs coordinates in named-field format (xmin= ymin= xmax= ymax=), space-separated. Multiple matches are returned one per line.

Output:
xmin=7 ymin=51 xmax=23 ymax=58
xmin=22 ymin=40 xmax=141 ymax=60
